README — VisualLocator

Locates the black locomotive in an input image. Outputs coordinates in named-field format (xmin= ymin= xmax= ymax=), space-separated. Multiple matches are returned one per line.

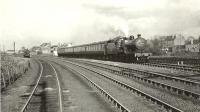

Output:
xmin=57 ymin=34 xmax=147 ymax=62
xmin=23 ymin=49 xmax=30 ymax=58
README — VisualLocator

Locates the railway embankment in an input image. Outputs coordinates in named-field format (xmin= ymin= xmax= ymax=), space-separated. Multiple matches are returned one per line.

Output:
xmin=1 ymin=54 xmax=31 ymax=90
xmin=1 ymin=58 xmax=39 ymax=112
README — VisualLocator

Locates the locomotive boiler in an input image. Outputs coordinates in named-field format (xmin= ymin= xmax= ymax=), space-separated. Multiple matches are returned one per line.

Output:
xmin=23 ymin=49 xmax=31 ymax=58
xmin=57 ymin=34 xmax=147 ymax=62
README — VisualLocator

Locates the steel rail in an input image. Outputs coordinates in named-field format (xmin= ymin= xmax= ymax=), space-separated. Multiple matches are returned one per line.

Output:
xmin=76 ymin=59 xmax=200 ymax=87
xmin=80 ymin=61 xmax=200 ymax=100
xmin=116 ymin=64 xmax=200 ymax=87
xmin=49 ymin=63 xmax=63 ymax=112
xmin=137 ymin=63 xmax=200 ymax=73
xmin=20 ymin=60 xmax=43 ymax=112
xmin=61 ymin=59 xmax=184 ymax=112
xmin=74 ymin=60 xmax=200 ymax=100
xmin=52 ymin=60 xmax=131 ymax=112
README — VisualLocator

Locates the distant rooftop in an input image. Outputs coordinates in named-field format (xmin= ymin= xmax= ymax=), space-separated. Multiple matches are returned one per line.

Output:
xmin=40 ymin=43 xmax=51 ymax=47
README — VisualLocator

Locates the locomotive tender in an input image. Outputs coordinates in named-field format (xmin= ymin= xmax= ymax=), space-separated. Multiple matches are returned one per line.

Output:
xmin=57 ymin=34 xmax=147 ymax=62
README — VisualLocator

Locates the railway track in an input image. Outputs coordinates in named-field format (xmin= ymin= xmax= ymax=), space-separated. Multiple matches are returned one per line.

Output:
xmin=46 ymin=57 xmax=185 ymax=112
xmin=20 ymin=60 xmax=63 ymax=112
xmin=48 ymin=59 xmax=131 ymax=112
xmin=71 ymin=59 xmax=200 ymax=99
xmin=74 ymin=59 xmax=200 ymax=86
xmin=137 ymin=63 xmax=200 ymax=73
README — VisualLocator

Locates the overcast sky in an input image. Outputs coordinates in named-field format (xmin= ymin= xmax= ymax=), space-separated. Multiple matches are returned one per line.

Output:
xmin=0 ymin=0 xmax=200 ymax=50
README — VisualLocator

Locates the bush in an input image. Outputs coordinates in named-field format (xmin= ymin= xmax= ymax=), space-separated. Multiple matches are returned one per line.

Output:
xmin=1 ymin=53 xmax=30 ymax=90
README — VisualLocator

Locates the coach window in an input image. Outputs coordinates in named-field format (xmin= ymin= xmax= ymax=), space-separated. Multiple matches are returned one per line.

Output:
xmin=99 ymin=44 xmax=101 ymax=50
xmin=90 ymin=45 xmax=92 ymax=51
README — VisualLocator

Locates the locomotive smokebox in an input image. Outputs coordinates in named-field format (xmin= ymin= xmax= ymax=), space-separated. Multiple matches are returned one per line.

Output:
xmin=124 ymin=34 xmax=146 ymax=53
xmin=134 ymin=36 xmax=146 ymax=50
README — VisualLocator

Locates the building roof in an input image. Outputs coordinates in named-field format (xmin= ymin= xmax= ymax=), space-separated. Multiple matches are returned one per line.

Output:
xmin=40 ymin=43 xmax=51 ymax=47
xmin=165 ymin=36 xmax=176 ymax=41
xmin=6 ymin=50 xmax=15 ymax=54
xmin=7 ymin=50 xmax=14 ymax=52
xmin=51 ymin=45 xmax=58 ymax=48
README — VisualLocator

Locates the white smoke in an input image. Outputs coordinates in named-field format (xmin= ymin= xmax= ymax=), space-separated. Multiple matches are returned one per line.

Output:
xmin=108 ymin=17 xmax=129 ymax=37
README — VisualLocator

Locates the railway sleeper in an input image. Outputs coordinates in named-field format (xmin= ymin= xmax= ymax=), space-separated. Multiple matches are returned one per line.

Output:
xmin=80 ymin=60 xmax=200 ymax=88
xmin=68 ymin=60 xmax=200 ymax=102
xmin=85 ymin=62 xmax=200 ymax=101
xmin=66 ymin=64 xmax=130 ymax=112
xmin=70 ymin=61 xmax=184 ymax=112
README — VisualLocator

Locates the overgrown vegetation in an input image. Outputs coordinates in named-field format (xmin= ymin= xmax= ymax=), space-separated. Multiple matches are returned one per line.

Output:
xmin=1 ymin=53 xmax=30 ymax=90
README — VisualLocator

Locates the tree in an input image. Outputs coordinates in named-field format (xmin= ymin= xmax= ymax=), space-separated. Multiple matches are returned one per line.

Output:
xmin=149 ymin=38 xmax=162 ymax=55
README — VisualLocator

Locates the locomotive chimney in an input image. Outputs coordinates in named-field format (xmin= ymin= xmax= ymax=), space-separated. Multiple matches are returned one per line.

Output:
xmin=137 ymin=34 xmax=141 ymax=38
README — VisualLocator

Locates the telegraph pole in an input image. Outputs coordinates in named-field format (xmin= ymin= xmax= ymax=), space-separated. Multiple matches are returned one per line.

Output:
xmin=14 ymin=41 xmax=15 ymax=54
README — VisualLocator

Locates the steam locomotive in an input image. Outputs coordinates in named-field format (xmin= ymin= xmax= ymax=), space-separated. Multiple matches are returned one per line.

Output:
xmin=23 ymin=49 xmax=31 ymax=58
xmin=57 ymin=34 xmax=147 ymax=62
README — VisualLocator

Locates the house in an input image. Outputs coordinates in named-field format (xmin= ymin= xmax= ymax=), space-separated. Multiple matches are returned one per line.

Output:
xmin=31 ymin=46 xmax=42 ymax=54
xmin=160 ymin=35 xmax=176 ymax=52
xmin=173 ymin=34 xmax=185 ymax=46
xmin=40 ymin=43 xmax=51 ymax=54
xmin=185 ymin=38 xmax=200 ymax=52
xmin=51 ymin=45 xmax=58 ymax=56
xmin=159 ymin=34 xmax=186 ymax=53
